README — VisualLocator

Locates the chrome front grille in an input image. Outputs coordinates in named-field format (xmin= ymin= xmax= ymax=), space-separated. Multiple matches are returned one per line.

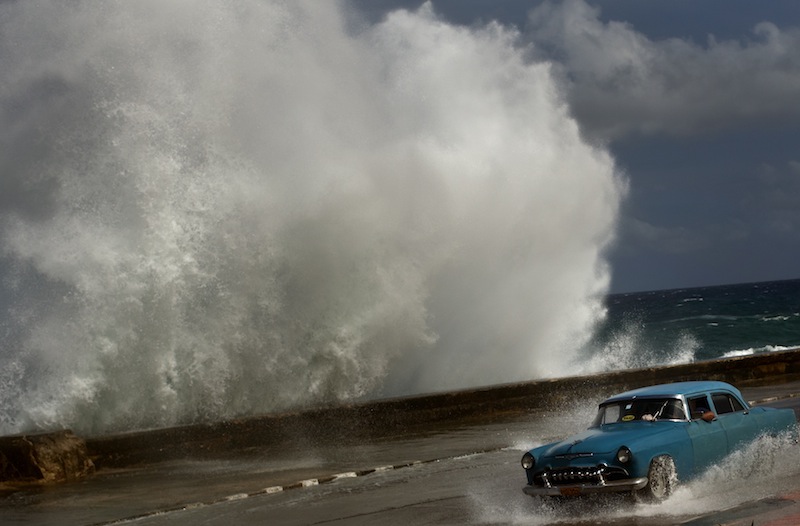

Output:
xmin=534 ymin=465 xmax=629 ymax=487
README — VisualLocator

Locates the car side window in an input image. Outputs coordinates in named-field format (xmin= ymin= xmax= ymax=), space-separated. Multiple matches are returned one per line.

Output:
xmin=604 ymin=404 xmax=621 ymax=424
xmin=711 ymin=393 xmax=745 ymax=414
xmin=712 ymin=393 xmax=733 ymax=414
xmin=688 ymin=395 xmax=711 ymax=419
xmin=730 ymin=396 xmax=745 ymax=412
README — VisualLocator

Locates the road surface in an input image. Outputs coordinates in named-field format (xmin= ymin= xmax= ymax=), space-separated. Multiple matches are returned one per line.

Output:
xmin=2 ymin=383 xmax=799 ymax=526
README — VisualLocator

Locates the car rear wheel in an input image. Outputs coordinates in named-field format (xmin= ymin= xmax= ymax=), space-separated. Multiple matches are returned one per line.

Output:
xmin=636 ymin=455 xmax=676 ymax=502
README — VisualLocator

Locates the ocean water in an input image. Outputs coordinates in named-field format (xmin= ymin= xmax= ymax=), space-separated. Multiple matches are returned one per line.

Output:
xmin=584 ymin=278 xmax=800 ymax=372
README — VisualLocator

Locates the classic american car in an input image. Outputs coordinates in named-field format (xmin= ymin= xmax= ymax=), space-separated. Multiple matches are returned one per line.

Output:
xmin=521 ymin=381 xmax=797 ymax=501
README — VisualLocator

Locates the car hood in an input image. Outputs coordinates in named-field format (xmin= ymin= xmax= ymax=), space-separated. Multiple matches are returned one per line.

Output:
xmin=536 ymin=423 xmax=672 ymax=459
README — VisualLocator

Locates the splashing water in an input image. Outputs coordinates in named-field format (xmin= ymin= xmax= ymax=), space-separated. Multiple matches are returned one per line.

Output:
xmin=634 ymin=428 xmax=800 ymax=519
xmin=0 ymin=1 xmax=623 ymax=435
xmin=475 ymin=428 xmax=800 ymax=525
xmin=578 ymin=314 xmax=699 ymax=374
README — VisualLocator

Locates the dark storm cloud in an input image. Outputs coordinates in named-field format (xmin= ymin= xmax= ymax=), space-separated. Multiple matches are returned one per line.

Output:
xmin=510 ymin=0 xmax=800 ymax=291
xmin=756 ymin=160 xmax=800 ymax=227
xmin=609 ymin=128 xmax=800 ymax=292
xmin=524 ymin=0 xmax=800 ymax=142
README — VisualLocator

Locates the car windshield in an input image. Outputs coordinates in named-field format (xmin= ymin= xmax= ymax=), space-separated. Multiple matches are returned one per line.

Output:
xmin=592 ymin=397 xmax=686 ymax=426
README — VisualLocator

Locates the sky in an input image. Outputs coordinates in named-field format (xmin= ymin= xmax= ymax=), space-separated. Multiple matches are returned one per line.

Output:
xmin=350 ymin=0 xmax=800 ymax=293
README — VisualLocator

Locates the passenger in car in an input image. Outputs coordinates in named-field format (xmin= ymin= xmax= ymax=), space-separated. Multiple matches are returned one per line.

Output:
xmin=688 ymin=397 xmax=710 ymax=420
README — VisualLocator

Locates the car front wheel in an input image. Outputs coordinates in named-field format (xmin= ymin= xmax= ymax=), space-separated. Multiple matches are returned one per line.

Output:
xmin=636 ymin=455 xmax=676 ymax=502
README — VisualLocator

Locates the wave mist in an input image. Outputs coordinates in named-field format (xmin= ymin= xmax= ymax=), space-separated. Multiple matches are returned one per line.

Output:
xmin=0 ymin=1 xmax=623 ymax=435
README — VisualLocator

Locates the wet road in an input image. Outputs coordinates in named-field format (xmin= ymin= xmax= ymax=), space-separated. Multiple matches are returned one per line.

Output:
xmin=2 ymin=383 xmax=800 ymax=526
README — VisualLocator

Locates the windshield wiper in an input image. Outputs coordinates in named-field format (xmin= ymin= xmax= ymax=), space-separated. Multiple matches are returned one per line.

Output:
xmin=652 ymin=400 xmax=670 ymax=420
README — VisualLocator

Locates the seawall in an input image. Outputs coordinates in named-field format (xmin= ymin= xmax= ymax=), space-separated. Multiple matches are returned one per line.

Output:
xmin=86 ymin=349 xmax=800 ymax=467
xmin=3 ymin=349 xmax=800 ymax=485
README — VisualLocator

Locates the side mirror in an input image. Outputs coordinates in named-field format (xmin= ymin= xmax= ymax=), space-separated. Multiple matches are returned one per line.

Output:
xmin=701 ymin=411 xmax=717 ymax=422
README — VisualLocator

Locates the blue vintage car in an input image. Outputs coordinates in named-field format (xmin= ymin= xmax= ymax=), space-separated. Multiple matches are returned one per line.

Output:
xmin=521 ymin=381 xmax=797 ymax=501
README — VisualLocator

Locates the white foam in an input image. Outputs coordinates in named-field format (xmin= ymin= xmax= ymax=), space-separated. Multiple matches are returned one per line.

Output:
xmin=0 ymin=1 xmax=622 ymax=435
xmin=723 ymin=344 xmax=797 ymax=358
xmin=577 ymin=316 xmax=697 ymax=374
xmin=473 ymin=429 xmax=800 ymax=524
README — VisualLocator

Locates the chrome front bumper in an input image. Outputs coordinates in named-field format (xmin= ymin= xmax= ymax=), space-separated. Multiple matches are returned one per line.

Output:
xmin=523 ymin=477 xmax=649 ymax=497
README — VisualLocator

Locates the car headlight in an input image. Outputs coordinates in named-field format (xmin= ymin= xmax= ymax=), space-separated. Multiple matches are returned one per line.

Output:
xmin=521 ymin=452 xmax=535 ymax=470
xmin=616 ymin=446 xmax=632 ymax=464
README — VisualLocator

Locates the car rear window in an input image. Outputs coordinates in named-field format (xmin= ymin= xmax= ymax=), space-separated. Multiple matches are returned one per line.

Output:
xmin=711 ymin=393 xmax=746 ymax=414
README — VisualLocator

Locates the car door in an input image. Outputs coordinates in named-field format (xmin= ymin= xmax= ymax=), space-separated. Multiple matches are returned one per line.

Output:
xmin=711 ymin=391 xmax=755 ymax=451
xmin=685 ymin=394 xmax=728 ymax=475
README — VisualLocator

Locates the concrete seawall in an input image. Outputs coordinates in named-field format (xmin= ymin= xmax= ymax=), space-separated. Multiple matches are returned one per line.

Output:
xmin=85 ymin=349 xmax=800 ymax=469
xmin=3 ymin=349 xmax=800 ymax=485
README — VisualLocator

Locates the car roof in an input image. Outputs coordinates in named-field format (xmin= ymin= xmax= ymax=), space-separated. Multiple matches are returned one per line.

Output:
xmin=601 ymin=381 xmax=742 ymax=404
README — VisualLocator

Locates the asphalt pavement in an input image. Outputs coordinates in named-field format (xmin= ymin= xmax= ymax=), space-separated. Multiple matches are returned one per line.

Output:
xmin=1 ymin=381 xmax=799 ymax=526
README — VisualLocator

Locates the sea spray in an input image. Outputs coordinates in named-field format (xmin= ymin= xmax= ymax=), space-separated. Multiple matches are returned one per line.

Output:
xmin=580 ymin=279 xmax=800 ymax=371
xmin=579 ymin=312 xmax=699 ymax=374
xmin=0 ymin=1 xmax=623 ymax=435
